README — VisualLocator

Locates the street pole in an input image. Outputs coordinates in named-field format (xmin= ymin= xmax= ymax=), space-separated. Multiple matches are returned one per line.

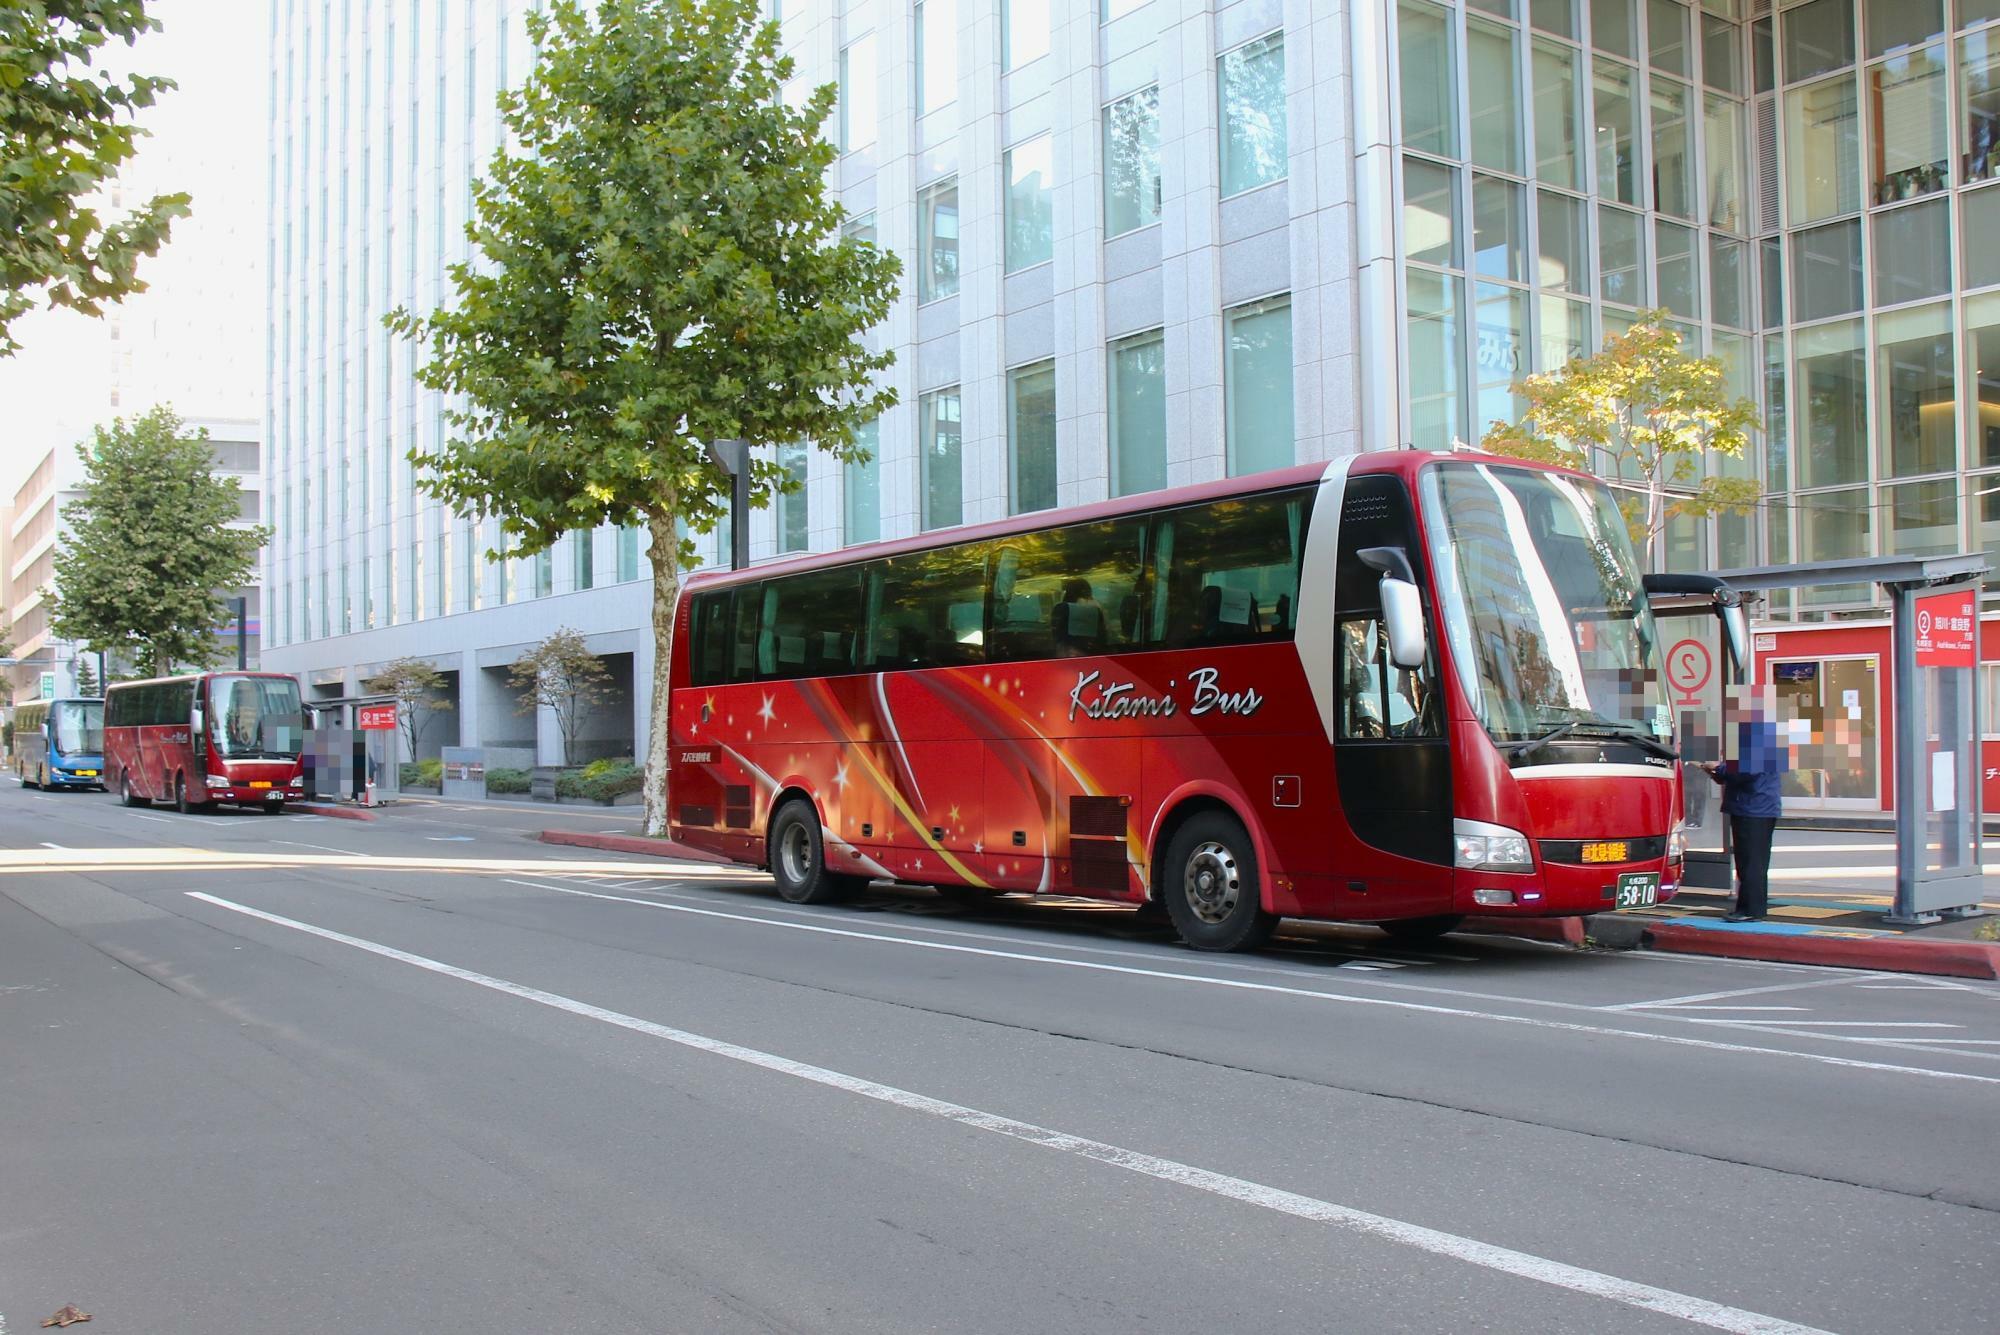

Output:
xmin=230 ymin=596 xmax=247 ymax=670
xmin=704 ymin=439 xmax=751 ymax=570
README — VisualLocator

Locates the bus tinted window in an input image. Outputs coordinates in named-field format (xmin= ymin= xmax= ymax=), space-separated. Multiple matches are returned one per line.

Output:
xmin=758 ymin=566 xmax=863 ymax=679
xmin=987 ymin=519 xmax=1147 ymax=663
xmin=690 ymin=591 xmax=735 ymax=687
xmin=861 ymin=545 xmax=989 ymax=671
xmin=1150 ymin=489 xmax=1313 ymax=648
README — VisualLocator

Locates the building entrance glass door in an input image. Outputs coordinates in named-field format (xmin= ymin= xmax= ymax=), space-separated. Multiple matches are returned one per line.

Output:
xmin=1770 ymin=655 xmax=1882 ymax=810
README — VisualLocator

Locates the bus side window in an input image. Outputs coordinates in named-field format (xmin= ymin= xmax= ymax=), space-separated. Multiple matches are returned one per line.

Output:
xmin=1155 ymin=489 xmax=1312 ymax=649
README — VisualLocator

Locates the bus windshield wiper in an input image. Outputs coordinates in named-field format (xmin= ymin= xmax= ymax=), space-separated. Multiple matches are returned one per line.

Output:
xmin=1497 ymin=721 xmax=1577 ymax=756
xmin=1570 ymin=717 xmax=1679 ymax=761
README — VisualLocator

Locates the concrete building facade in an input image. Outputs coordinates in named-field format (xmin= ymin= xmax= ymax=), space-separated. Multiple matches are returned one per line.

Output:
xmin=264 ymin=0 xmax=2000 ymax=797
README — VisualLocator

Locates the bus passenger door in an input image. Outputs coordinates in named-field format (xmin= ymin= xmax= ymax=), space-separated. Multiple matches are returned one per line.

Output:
xmin=1333 ymin=614 xmax=1454 ymax=916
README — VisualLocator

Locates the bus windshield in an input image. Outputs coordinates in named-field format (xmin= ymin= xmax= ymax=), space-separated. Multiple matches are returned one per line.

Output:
xmin=52 ymin=701 xmax=103 ymax=757
xmin=209 ymin=676 xmax=305 ymax=758
xmin=1421 ymin=462 xmax=1671 ymax=746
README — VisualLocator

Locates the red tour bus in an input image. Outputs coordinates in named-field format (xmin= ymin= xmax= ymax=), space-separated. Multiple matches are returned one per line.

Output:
xmin=103 ymin=672 xmax=307 ymax=814
xmin=667 ymin=451 xmax=1746 ymax=951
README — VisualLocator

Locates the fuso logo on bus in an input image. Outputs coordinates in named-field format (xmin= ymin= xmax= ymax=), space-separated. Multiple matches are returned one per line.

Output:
xmin=680 ymin=750 xmax=715 ymax=764
xmin=1068 ymin=667 xmax=1264 ymax=722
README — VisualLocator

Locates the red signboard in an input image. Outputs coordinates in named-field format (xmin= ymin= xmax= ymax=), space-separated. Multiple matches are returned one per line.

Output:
xmin=357 ymin=704 xmax=399 ymax=731
xmin=1914 ymin=589 xmax=1977 ymax=667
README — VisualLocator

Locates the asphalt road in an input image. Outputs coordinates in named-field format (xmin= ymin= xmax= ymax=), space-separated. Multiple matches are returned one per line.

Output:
xmin=4 ymin=785 xmax=1998 ymax=1335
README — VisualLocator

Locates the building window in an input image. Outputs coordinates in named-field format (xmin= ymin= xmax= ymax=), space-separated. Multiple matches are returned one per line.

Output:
xmin=916 ymin=0 xmax=957 ymax=117
xmin=1791 ymin=218 xmax=1864 ymax=319
xmin=1110 ymin=329 xmax=1166 ymax=497
xmin=534 ymin=550 xmax=553 ymax=599
xmin=1472 ymin=175 xmax=1525 ymax=282
xmin=1876 ymin=303 xmax=1957 ymax=477
xmin=1705 ymin=94 xmax=1747 ymax=232
xmin=1009 ymin=361 xmax=1057 ymax=515
xmin=573 ymin=530 xmax=594 ymax=591
xmin=1962 ymin=29 xmax=2000 ymax=183
xmin=1705 ymin=13 xmax=1742 ymax=93
xmin=1533 ymin=39 xmax=1584 ymax=190
xmin=1649 ymin=0 xmax=1690 ymax=74
xmin=1967 ymin=185 xmax=2000 ymax=287
xmin=1650 ymin=77 xmax=1694 ymax=218
xmin=1219 ymin=32 xmax=1287 ymax=197
xmin=1869 ymin=48 xmax=1948 ymax=204
xmin=1537 ymin=294 xmax=1592 ymax=371
xmin=1711 ymin=235 xmax=1750 ymax=328
xmin=1593 ymin=61 xmax=1640 ymax=205
xmin=1225 ymin=296 xmax=1294 ymax=475
xmin=1400 ymin=2 xmax=1458 ymax=159
xmin=618 ymin=526 xmax=640 ymax=582
xmin=839 ymin=34 xmax=878 ymax=152
xmin=1868 ymin=0 xmax=1942 ymax=58
xmin=1873 ymin=198 xmax=1952 ymax=303
xmin=1794 ymin=319 xmax=1868 ymax=489
xmin=1103 ymin=0 xmax=1146 ymax=19
xmin=1004 ymin=0 xmax=1049 ymax=69
xmin=1598 ymin=203 xmax=1647 ymax=307
xmin=843 ymin=210 xmax=877 ymax=247
xmin=1786 ymin=73 xmax=1861 ymax=223
xmin=1786 ymin=0 xmax=1856 ymax=84
xmin=1004 ymin=133 xmax=1054 ymax=271
xmin=1655 ymin=221 xmax=1700 ymax=319
xmin=1592 ymin=0 xmax=1635 ymax=60
xmin=921 ymin=387 xmax=963 ymax=530
xmin=1468 ymin=18 xmax=1522 ymax=175
xmin=919 ymin=177 xmax=959 ymax=301
xmin=1537 ymin=189 xmax=1588 ymax=294
xmin=1104 ymin=86 xmax=1161 ymax=237
xmin=1406 ymin=158 xmax=1461 ymax=267
xmin=1474 ymin=282 xmax=1528 ymax=430
xmin=778 ymin=442 xmax=808 ymax=553
xmin=1407 ymin=269 xmax=1465 ymax=449
xmin=846 ymin=417 xmax=880 ymax=545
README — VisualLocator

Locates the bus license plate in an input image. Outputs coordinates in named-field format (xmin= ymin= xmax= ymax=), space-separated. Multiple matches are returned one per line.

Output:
xmin=75 ymin=769 xmax=99 ymax=777
xmin=249 ymin=781 xmax=272 ymax=789
xmin=1614 ymin=872 xmax=1660 ymax=909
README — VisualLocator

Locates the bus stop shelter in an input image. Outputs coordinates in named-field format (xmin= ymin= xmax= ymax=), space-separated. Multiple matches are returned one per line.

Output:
xmin=302 ymin=694 xmax=401 ymax=806
xmin=1664 ymin=555 xmax=1988 ymax=925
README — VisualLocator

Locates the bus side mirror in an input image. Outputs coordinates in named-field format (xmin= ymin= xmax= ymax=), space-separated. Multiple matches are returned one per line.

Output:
xmin=1381 ymin=578 xmax=1428 ymax=671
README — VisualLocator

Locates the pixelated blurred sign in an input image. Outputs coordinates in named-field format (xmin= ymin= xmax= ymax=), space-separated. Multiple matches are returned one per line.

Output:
xmin=1665 ymin=638 xmax=1712 ymax=704
xmin=357 ymin=703 xmax=398 ymax=731
xmin=1774 ymin=662 xmax=1817 ymax=682
xmin=1913 ymin=589 xmax=1977 ymax=668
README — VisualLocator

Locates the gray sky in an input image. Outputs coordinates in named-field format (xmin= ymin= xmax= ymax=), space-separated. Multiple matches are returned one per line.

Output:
xmin=0 ymin=1 xmax=268 ymax=484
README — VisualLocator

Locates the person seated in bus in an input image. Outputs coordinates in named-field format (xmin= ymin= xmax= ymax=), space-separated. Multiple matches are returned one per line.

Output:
xmin=1052 ymin=579 xmax=1105 ymax=657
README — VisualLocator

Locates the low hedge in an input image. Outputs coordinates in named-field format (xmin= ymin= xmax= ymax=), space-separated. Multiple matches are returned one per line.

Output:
xmin=399 ymin=758 xmax=444 ymax=789
xmin=485 ymin=767 xmax=531 ymax=794
xmin=558 ymin=761 xmax=643 ymax=802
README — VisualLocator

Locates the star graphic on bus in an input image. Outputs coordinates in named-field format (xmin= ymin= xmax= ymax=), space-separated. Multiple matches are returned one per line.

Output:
xmin=756 ymin=693 xmax=777 ymax=728
xmin=833 ymin=759 xmax=850 ymax=790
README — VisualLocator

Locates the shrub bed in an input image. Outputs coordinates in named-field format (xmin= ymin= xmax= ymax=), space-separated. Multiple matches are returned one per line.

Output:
xmin=485 ymin=767 xmax=531 ymax=794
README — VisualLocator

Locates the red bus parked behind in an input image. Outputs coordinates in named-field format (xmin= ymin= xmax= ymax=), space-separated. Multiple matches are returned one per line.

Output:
xmin=104 ymin=672 xmax=306 ymax=814
xmin=666 ymin=451 xmax=1744 ymax=951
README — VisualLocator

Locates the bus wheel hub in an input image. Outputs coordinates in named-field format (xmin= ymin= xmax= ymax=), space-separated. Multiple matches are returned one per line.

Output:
xmin=1185 ymin=842 xmax=1239 ymax=923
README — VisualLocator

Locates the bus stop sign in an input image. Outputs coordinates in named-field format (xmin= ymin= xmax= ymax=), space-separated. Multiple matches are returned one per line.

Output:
xmin=1914 ymin=589 xmax=1976 ymax=667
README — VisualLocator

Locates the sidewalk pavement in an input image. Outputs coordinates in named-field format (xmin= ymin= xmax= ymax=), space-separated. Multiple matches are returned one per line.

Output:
xmin=536 ymin=825 xmax=2000 ymax=980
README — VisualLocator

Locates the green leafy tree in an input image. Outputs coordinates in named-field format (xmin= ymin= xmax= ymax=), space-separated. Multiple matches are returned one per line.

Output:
xmin=0 ymin=1 xmax=190 ymax=355
xmin=50 ymin=406 xmax=269 ymax=675
xmin=1480 ymin=311 xmax=1761 ymax=565
xmin=73 ymin=655 xmax=99 ymax=698
xmin=363 ymin=655 xmax=454 ymax=759
xmin=508 ymin=627 xmax=611 ymax=768
xmin=389 ymin=0 xmax=899 ymax=834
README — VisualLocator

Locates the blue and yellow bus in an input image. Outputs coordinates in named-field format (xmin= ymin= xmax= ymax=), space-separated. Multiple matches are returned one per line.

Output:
xmin=11 ymin=698 xmax=106 ymax=790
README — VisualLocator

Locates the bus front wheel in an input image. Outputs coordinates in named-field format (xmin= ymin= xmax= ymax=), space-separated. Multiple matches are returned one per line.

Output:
xmin=174 ymin=774 xmax=209 ymax=815
xmin=768 ymin=799 xmax=855 ymax=906
xmin=119 ymin=772 xmax=146 ymax=808
xmin=1162 ymin=811 xmax=1277 ymax=953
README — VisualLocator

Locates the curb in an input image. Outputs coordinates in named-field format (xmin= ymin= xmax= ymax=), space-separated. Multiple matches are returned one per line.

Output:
xmin=537 ymin=829 xmax=729 ymax=864
xmin=1629 ymin=920 xmax=2000 ymax=980
xmin=291 ymin=802 xmax=377 ymax=822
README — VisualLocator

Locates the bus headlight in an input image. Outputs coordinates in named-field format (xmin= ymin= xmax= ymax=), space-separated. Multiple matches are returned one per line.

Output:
xmin=1454 ymin=819 xmax=1534 ymax=873
xmin=204 ymin=774 xmax=230 ymax=789
xmin=1668 ymin=821 xmax=1687 ymax=864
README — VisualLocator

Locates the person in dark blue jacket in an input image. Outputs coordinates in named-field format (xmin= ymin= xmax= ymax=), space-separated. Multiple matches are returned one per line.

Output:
xmin=1701 ymin=717 xmax=1790 ymax=921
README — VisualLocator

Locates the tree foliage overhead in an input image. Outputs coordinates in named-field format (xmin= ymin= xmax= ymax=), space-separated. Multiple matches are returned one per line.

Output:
xmin=1480 ymin=312 xmax=1762 ymax=562
xmin=50 ymin=406 xmax=268 ymax=676
xmin=0 ymin=0 xmax=190 ymax=355
xmin=388 ymin=0 xmax=902 ymax=834
xmin=387 ymin=0 xmax=900 ymax=561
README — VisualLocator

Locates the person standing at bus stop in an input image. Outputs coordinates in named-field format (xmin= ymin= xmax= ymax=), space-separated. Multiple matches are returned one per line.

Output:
xmin=1701 ymin=705 xmax=1791 ymax=923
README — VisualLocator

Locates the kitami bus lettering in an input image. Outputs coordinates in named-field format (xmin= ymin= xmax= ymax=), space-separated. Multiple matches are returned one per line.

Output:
xmin=1066 ymin=667 xmax=1264 ymax=722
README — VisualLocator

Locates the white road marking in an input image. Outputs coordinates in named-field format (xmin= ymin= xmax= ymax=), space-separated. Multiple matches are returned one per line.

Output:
xmin=184 ymin=890 xmax=1835 ymax=1335
xmin=499 ymin=877 xmax=2000 ymax=1086
xmin=38 ymin=842 xmax=68 ymax=850
xmin=1605 ymin=975 xmax=1884 ymax=1012
xmin=132 ymin=814 xmax=171 ymax=824
xmin=1645 ymin=1005 xmax=1812 ymax=1011
xmin=271 ymin=840 xmax=359 ymax=856
xmin=1681 ymin=1020 xmax=1961 ymax=1029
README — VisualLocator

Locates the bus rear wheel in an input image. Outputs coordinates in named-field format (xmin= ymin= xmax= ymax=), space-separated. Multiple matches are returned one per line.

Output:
xmin=120 ymin=772 xmax=146 ymax=807
xmin=1378 ymin=915 xmax=1464 ymax=944
xmin=1162 ymin=811 xmax=1276 ymax=953
xmin=767 ymin=799 xmax=856 ymax=906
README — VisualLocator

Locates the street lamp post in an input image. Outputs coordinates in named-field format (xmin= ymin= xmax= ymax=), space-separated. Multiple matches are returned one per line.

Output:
xmin=704 ymin=438 xmax=751 ymax=571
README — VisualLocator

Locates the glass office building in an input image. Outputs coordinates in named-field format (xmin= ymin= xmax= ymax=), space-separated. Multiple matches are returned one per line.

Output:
xmin=264 ymin=0 xmax=2000 ymax=779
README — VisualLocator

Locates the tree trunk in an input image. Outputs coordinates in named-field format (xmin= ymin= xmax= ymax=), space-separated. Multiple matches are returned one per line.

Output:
xmin=642 ymin=506 xmax=682 ymax=838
